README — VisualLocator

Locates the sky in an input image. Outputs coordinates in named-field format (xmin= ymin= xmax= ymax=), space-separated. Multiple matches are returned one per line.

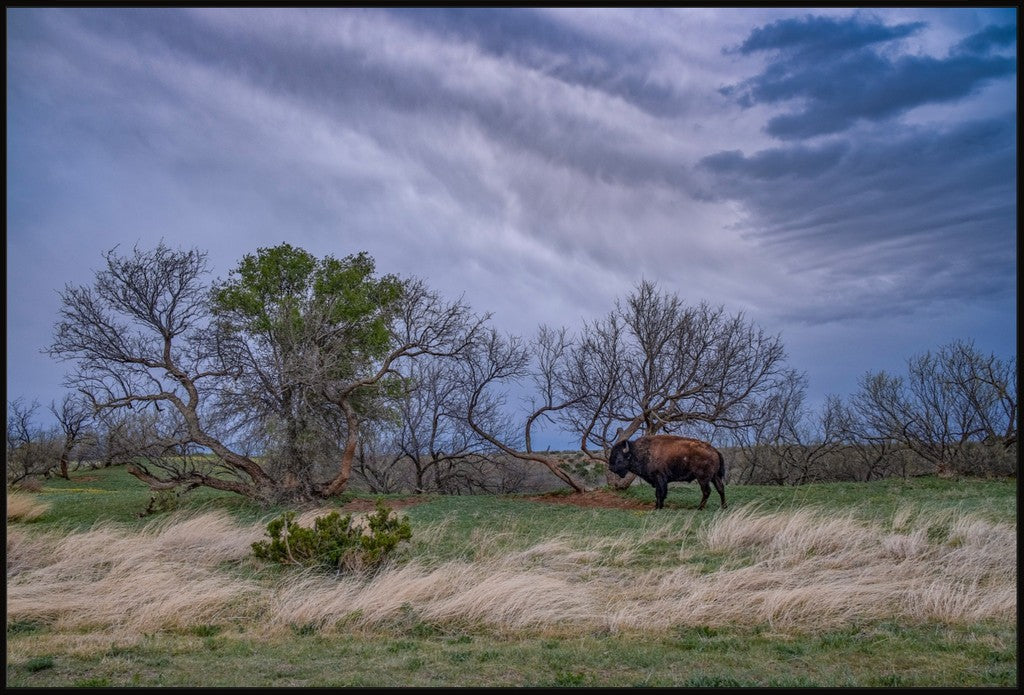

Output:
xmin=6 ymin=7 xmax=1018 ymax=448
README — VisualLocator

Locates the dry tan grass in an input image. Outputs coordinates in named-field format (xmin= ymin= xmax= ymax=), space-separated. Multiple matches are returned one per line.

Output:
xmin=6 ymin=504 xmax=1015 ymax=641
xmin=609 ymin=505 xmax=1016 ymax=631
xmin=7 ymin=511 xmax=263 ymax=635
xmin=6 ymin=491 xmax=51 ymax=522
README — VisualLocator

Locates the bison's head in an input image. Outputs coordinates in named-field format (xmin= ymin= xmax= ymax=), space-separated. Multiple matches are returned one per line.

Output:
xmin=608 ymin=439 xmax=635 ymax=478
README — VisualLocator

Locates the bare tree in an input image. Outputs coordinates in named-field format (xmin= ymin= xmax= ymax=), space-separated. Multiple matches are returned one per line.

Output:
xmin=770 ymin=378 xmax=843 ymax=485
xmin=48 ymin=243 xmax=276 ymax=500
xmin=457 ymin=327 xmax=590 ymax=492
xmin=906 ymin=349 xmax=977 ymax=472
xmin=851 ymin=340 xmax=1017 ymax=476
xmin=351 ymin=423 xmax=405 ymax=494
xmin=719 ymin=370 xmax=811 ymax=485
xmin=831 ymin=393 xmax=904 ymax=481
xmin=6 ymin=399 xmax=61 ymax=486
xmin=86 ymin=407 xmax=159 ymax=469
xmin=558 ymin=316 xmax=625 ymax=463
xmin=559 ymin=281 xmax=791 ymax=487
xmin=353 ymin=364 xmax=534 ymax=495
xmin=389 ymin=357 xmax=506 ymax=493
xmin=49 ymin=394 xmax=92 ymax=479
xmin=940 ymin=341 xmax=1016 ymax=450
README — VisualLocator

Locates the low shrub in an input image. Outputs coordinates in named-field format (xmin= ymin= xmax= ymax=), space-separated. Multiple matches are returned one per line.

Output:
xmin=138 ymin=489 xmax=182 ymax=517
xmin=24 ymin=656 xmax=55 ymax=673
xmin=252 ymin=501 xmax=411 ymax=574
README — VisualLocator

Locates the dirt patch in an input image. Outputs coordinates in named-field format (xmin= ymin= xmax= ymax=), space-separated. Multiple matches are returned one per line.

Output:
xmin=523 ymin=489 xmax=650 ymax=510
xmin=339 ymin=496 xmax=432 ymax=513
xmin=73 ymin=476 xmax=100 ymax=482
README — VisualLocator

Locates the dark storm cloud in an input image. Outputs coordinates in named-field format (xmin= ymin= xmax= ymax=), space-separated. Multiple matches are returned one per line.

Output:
xmin=698 ymin=117 xmax=1015 ymax=321
xmin=723 ymin=15 xmax=1015 ymax=139
xmin=733 ymin=13 xmax=925 ymax=58
xmin=699 ymin=141 xmax=849 ymax=180
xmin=954 ymin=23 xmax=1016 ymax=55
xmin=698 ymin=12 xmax=1016 ymax=326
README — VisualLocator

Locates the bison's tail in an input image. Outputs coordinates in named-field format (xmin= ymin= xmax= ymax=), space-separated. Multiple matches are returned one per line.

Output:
xmin=717 ymin=449 xmax=726 ymax=481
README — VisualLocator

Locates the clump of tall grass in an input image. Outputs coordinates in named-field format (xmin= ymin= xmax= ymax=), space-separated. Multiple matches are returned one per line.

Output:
xmin=609 ymin=504 xmax=1015 ymax=631
xmin=7 ymin=491 xmax=51 ymax=522
xmin=6 ymin=504 xmax=1015 ymax=640
xmin=7 ymin=510 xmax=264 ymax=635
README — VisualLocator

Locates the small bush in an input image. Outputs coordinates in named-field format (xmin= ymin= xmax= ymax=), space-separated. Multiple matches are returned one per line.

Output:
xmin=7 ymin=619 xmax=45 ymax=636
xmin=252 ymin=501 xmax=411 ymax=574
xmin=24 ymin=656 xmax=55 ymax=672
xmin=138 ymin=489 xmax=181 ymax=517
xmin=74 ymin=677 xmax=111 ymax=687
xmin=189 ymin=624 xmax=222 ymax=638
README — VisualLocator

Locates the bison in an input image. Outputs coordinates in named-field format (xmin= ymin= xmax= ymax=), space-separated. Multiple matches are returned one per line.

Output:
xmin=608 ymin=433 xmax=727 ymax=510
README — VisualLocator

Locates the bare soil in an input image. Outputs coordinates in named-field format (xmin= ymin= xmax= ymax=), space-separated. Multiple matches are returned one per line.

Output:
xmin=522 ymin=489 xmax=650 ymax=510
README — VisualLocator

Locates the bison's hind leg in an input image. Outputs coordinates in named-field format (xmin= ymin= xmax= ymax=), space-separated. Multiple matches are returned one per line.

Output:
xmin=712 ymin=475 xmax=727 ymax=509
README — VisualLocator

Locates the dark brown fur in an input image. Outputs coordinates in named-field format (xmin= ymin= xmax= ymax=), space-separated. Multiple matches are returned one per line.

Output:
xmin=608 ymin=435 xmax=726 ymax=510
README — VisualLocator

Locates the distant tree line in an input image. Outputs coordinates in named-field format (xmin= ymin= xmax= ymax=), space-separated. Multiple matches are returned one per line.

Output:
xmin=7 ymin=243 xmax=1017 ymax=499
xmin=702 ymin=339 xmax=1016 ymax=485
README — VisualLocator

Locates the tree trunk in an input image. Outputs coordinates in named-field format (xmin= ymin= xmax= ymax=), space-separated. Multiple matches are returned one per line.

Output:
xmin=58 ymin=436 xmax=74 ymax=479
xmin=322 ymin=399 xmax=359 ymax=497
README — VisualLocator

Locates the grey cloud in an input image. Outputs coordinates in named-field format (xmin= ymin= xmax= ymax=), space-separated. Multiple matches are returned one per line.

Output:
xmin=766 ymin=52 xmax=1013 ymax=139
xmin=954 ymin=23 xmax=1016 ymax=55
xmin=383 ymin=7 xmax=690 ymax=118
xmin=698 ymin=117 xmax=1015 ymax=321
xmin=733 ymin=14 xmax=924 ymax=58
xmin=46 ymin=8 xmax=699 ymax=199
xmin=699 ymin=141 xmax=848 ymax=180
xmin=723 ymin=14 xmax=1015 ymax=139
xmin=6 ymin=7 xmax=1016 ymax=429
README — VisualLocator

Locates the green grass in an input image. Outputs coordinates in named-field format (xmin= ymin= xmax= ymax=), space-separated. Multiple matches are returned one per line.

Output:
xmin=24 ymin=466 xmax=365 ymax=530
xmin=6 ymin=621 xmax=1015 ymax=687
xmin=619 ymin=474 xmax=1016 ymax=523
xmin=24 ymin=465 xmax=1016 ymax=531
xmin=7 ymin=465 xmax=1017 ymax=687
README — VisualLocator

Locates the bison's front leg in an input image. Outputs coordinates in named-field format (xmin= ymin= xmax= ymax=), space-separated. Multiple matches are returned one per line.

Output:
xmin=654 ymin=478 xmax=668 ymax=509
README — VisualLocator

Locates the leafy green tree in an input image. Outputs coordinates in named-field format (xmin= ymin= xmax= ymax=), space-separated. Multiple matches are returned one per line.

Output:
xmin=211 ymin=244 xmax=403 ymax=497
xmin=212 ymin=243 xmax=484 ymax=498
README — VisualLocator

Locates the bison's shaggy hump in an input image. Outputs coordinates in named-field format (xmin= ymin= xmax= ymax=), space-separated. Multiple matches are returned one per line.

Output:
xmin=609 ymin=434 xmax=726 ymax=510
